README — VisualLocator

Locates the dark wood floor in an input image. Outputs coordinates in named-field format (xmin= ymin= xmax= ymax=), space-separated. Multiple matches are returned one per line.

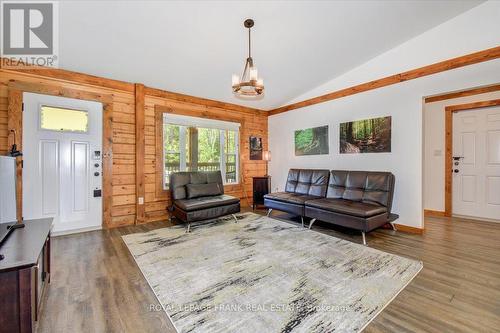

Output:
xmin=36 ymin=209 xmax=500 ymax=333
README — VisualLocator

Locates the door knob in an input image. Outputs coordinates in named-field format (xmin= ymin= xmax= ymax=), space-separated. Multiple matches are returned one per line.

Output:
xmin=453 ymin=169 xmax=459 ymax=173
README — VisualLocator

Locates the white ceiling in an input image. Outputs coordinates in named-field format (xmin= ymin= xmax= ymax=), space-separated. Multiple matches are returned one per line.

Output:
xmin=58 ymin=1 xmax=483 ymax=110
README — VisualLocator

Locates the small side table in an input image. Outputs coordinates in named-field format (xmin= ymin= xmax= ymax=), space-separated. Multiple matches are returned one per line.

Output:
xmin=252 ymin=176 xmax=271 ymax=210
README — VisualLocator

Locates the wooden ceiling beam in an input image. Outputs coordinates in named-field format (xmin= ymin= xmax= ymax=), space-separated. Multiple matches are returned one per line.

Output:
xmin=269 ymin=46 xmax=500 ymax=116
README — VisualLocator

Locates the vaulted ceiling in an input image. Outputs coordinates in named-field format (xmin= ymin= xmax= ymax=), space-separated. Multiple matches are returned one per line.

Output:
xmin=59 ymin=0 xmax=483 ymax=109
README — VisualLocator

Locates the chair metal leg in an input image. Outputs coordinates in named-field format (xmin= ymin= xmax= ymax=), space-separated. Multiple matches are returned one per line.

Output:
xmin=266 ymin=208 xmax=273 ymax=217
xmin=390 ymin=222 xmax=397 ymax=231
xmin=186 ymin=222 xmax=191 ymax=233
xmin=301 ymin=216 xmax=304 ymax=228
xmin=308 ymin=218 xmax=316 ymax=229
xmin=232 ymin=214 xmax=238 ymax=223
xmin=361 ymin=231 xmax=366 ymax=245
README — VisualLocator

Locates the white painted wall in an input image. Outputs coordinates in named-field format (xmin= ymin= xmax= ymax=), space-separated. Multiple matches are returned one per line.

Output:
xmin=268 ymin=1 xmax=500 ymax=228
xmin=424 ymin=90 xmax=500 ymax=212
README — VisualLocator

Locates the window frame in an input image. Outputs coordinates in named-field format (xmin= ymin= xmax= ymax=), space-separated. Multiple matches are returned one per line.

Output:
xmin=155 ymin=107 xmax=242 ymax=198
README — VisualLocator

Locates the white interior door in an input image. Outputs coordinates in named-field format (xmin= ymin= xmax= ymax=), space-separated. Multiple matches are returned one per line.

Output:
xmin=23 ymin=93 xmax=103 ymax=234
xmin=452 ymin=106 xmax=500 ymax=220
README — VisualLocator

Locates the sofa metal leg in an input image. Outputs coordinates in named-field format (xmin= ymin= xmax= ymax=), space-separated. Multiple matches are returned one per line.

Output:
xmin=390 ymin=222 xmax=397 ymax=231
xmin=361 ymin=231 xmax=367 ymax=245
xmin=301 ymin=216 xmax=304 ymax=228
xmin=186 ymin=222 xmax=191 ymax=233
xmin=308 ymin=218 xmax=316 ymax=229
xmin=266 ymin=208 xmax=273 ymax=217
xmin=232 ymin=214 xmax=238 ymax=223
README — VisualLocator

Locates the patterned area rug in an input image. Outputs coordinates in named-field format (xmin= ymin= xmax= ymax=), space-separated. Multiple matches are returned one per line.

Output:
xmin=123 ymin=212 xmax=422 ymax=333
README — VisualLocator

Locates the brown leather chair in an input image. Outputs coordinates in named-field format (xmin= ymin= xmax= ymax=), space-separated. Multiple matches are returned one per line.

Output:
xmin=263 ymin=169 xmax=330 ymax=227
xmin=305 ymin=170 xmax=398 ymax=245
xmin=169 ymin=171 xmax=240 ymax=232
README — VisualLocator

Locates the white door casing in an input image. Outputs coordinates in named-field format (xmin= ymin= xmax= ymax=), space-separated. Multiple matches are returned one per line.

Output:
xmin=23 ymin=93 xmax=103 ymax=234
xmin=452 ymin=106 xmax=500 ymax=220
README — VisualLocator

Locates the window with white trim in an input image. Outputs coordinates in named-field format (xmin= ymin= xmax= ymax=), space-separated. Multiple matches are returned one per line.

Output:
xmin=163 ymin=114 xmax=240 ymax=188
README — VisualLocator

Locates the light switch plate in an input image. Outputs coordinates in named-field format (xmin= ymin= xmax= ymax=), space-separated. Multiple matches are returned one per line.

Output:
xmin=138 ymin=197 xmax=144 ymax=205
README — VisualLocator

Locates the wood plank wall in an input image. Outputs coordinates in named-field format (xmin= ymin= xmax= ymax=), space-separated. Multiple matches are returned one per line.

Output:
xmin=0 ymin=69 xmax=268 ymax=227
xmin=142 ymin=91 xmax=268 ymax=223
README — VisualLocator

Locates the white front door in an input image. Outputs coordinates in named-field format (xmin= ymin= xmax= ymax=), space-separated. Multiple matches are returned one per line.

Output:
xmin=452 ymin=106 xmax=500 ymax=220
xmin=23 ymin=93 xmax=103 ymax=234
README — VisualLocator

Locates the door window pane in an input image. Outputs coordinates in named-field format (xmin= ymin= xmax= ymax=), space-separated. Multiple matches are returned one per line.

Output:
xmin=40 ymin=106 xmax=88 ymax=133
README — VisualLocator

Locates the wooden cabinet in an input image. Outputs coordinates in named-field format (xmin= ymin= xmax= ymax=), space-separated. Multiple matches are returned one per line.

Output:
xmin=0 ymin=219 xmax=52 ymax=333
xmin=252 ymin=176 xmax=271 ymax=210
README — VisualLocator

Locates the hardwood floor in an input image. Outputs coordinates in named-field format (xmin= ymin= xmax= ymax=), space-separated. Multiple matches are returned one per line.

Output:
xmin=36 ymin=209 xmax=500 ymax=333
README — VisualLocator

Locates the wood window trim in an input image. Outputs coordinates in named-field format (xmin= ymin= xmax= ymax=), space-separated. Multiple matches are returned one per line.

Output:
xmin=444 ymin=98 xmax=500 ymax=217
xmin=154 ymin=105 xmax=245 ymax=201
xmin=135 ymin=84 xmax=146 ymax=223
xmin=7 ymin=80 xmax=114 ymax=228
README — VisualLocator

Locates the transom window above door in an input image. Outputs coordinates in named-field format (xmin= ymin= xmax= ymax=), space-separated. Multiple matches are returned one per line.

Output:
xmin=40 ymin=105 xmax=89 ymax=133
xmin=163 ymin=114 xmax=240 ymax=188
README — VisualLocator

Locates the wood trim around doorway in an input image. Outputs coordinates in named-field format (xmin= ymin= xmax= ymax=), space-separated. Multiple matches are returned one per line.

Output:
xmin=444 ymin=98 xmax=500 ymax=217
xmin=7 ymin=80 xmax=114 ymax=228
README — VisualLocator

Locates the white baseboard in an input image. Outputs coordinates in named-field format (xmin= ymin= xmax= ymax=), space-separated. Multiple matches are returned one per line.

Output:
xmin=452 ymin=214 xmax=500 ymax=224
xmin=51 ymin=225 xmax=102 ymax=237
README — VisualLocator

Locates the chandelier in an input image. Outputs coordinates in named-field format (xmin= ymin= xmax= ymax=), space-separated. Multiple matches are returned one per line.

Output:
xmin=232 ymin=19 xmax=264 ymax=97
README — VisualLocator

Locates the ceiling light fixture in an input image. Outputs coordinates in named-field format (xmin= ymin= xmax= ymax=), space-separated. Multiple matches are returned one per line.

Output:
xmin=232 ymin=19 xmax=264 ymax=97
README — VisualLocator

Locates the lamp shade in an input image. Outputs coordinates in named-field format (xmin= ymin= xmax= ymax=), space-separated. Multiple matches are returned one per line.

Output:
xmin=262 ymin=150 xmax=271 ymax=161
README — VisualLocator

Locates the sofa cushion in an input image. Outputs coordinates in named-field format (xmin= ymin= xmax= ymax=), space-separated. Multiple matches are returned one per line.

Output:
xmin=284 ymin=169 xmax=330 ymax=197
xmin=264 ymin=192 xmax=322 ymax=204
xmin=305 ymin=198 xmax=387 ymax=218
xmin=174 ymin=194 xmax=239 ymax=212
xmin=170 ymin=171 xmax=224 ymax=200
xmin=186 ymin=183 xmax=222 ymax=199
xmin=327 ymin=170 xmax=394 ymax=210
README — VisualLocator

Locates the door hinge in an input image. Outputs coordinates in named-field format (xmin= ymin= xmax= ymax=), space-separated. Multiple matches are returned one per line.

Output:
xmin=21 ymin=160 xmax=23 ymax=168
xmin=22 ymin=103 xmax=24 ymax=111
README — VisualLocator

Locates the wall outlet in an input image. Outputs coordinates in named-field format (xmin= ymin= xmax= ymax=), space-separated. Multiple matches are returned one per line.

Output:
xmin=138 ymin=197 xmax=144 ymax=205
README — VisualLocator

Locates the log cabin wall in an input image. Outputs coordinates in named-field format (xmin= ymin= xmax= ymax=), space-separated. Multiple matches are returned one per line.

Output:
xmin=141 ymin=88 xmax=269 ymax=223
xmin=0 ymin=68 xmax=268 ymax=227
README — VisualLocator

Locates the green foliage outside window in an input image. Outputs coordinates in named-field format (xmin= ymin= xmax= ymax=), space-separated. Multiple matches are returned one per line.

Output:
xmin=198 ymin=128 xmax=221 ymax=163
xmin=163 ymin=123 xmax=239 ymax=186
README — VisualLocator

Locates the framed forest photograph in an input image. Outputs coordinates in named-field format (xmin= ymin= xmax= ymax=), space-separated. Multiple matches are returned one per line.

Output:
xmin=249 ymin=136 xmax=263 ymax=160
xmin=294 ymin=125 xmax=329 ymax=156
xmin=340 ymin=116 xmax=391 ymax=154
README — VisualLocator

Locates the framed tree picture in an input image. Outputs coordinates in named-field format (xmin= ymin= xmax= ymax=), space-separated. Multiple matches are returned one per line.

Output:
xmin=294 ymin=125 xmax=329 ymax=156
xmin=340 ymin=116 xmax=391 ymax=153
xmin=249 ymin=136 xmax=263 ymax=160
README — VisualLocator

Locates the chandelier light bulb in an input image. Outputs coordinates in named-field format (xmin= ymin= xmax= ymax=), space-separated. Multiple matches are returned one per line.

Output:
xmin=250 ymin=67 xmax=258 ymax=81
xmin=232 ymin=74 xmax=240 ymax=86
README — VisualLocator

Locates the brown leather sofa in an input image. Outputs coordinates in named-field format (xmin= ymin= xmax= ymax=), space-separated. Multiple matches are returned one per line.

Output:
xmin=263 ymin=169 xmax=330 ymax=227
xmin=264 ymin=169 xmax=398 ymax=245
xmin=305 ymin=170 xmax=397 ymax=245
xmin=169 ymin=171 xmax=240 ymax=232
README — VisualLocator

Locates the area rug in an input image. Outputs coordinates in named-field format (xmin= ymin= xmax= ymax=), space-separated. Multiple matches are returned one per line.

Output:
xmin=122 ymin=212 xmax=422 ymax=333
